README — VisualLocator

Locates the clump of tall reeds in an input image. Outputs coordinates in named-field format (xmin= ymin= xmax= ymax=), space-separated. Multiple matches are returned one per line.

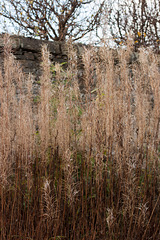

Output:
xmin=0 ymin=34 xmax=160 ymax=240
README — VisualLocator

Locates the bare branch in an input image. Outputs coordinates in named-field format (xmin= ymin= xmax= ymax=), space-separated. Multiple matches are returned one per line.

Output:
xmin=0 ymin=0 xmax=104 ymax=41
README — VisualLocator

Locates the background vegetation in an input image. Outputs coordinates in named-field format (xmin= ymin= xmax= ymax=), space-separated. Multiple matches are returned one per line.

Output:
xmin=106 ymin=0 xmax=160 ymax=51
xmin=0 ymin=0 xmax=104 ymax=41
xmin=0 ymin=0 xmax=159 ymax=50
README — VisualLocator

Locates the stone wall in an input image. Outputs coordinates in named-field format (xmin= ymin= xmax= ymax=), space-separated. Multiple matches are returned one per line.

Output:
xmin=0 ymin=34 xmax=91 ymax=97
xmin=0 ymin=34 xmax=159 ymax=93
xmin=0 ymin=34 xmax=86 ymax=77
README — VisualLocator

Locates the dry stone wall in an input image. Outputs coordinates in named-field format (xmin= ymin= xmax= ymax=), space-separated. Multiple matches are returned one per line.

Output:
xmin=0 ymin=34 xmax=159 ymax=94
xmin=0 ymin=34 xmax=85 ymax=76
xmin=0 ymin=34 xmax=89 ymax=96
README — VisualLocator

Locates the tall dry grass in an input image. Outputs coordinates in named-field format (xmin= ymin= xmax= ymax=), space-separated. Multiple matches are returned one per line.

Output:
xmin=0 ymin=35 xmax=160 ymax=240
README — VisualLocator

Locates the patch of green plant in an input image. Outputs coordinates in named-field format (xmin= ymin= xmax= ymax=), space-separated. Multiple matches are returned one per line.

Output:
xmin=33 ymin=95 xmax=41 ymax=103
xmin=36 ymin=80 xmax=41 ymax=85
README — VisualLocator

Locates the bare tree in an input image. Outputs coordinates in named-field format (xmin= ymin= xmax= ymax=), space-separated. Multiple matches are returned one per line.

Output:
xmin=0 ymin=0 xmax=104 ymax=41
xmin=106 ymin=0 xmax=160 ymax=51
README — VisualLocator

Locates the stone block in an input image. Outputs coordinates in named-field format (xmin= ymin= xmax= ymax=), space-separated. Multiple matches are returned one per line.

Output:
xmin=19 ymin=36 xmax=42 ymax=52
xmin=47 ymin=41 xmax=62 ymax=54
xmin=19 ymin=60 xmax=39 ymax=71
xmin=24 ymin=52 xmax=35 ymax=60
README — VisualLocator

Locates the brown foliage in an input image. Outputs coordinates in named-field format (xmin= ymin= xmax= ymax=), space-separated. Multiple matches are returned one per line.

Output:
xmin=0 ymin=35 xmax=160 ymax=239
